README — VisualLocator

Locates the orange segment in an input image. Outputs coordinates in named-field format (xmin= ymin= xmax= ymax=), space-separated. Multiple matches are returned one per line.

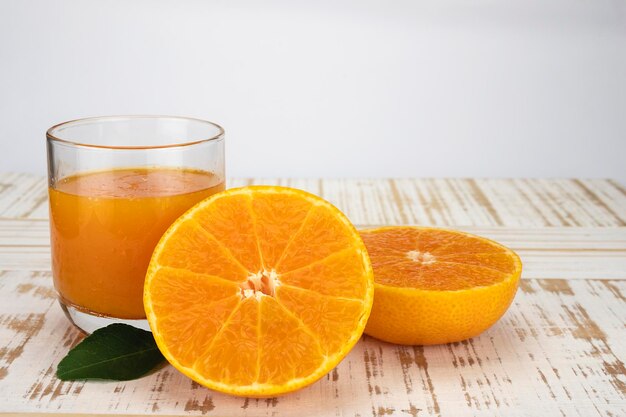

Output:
xmin=360 ymin=226 xmax=522 ymax=345
xmin=437 ymin=252 xmax=518 ymax=274
xmin=155 ymin=296 xmax=241 ymax=368
xmin=144 ymin=186 xmax=374 ymax=397
xmin=250 ymin=191 xmax=313 ymax=267
xmin=257 ymin=296 xmax=324 ymax=385
xmin=193 ymin=193 xmax=262 ymax=272
xmin=417 ymin=262 xmax=508 ymax=289
xmin=276 ymin=285 xmax=366 ymax=355
xmin=154 ymin=220 xmax=249 ymax=281
xmin=148 ymin=267 xmax=240 ymax=307
xmin=148 ymin=268 xmax=241 ymax=367
xmin=195 ymin=298 xmax=259 ymax=387
xmin=276 ymin=205 xmax=355 ymax=272
xmin=279 ymin=248 xmax=370 ymax=298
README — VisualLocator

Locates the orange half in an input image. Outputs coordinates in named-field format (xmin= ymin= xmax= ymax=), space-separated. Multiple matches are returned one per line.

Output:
xmin=144 ymin=186 xmax=374 ymax=396
xmin=360 ymin=226 xmax=522 ymax=345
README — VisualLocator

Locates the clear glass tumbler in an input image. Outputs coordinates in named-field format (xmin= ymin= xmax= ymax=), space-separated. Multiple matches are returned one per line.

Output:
xmin=46 ymin=116 xmax=225 ymax=333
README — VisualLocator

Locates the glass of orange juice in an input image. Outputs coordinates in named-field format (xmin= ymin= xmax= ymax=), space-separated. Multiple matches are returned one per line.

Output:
xmin=46 ymin=116 xmax=225 ymax=333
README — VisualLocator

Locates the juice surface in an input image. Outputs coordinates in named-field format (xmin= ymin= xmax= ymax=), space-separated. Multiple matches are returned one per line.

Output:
xmin=49 ymin=167 xmax=225 ymax=319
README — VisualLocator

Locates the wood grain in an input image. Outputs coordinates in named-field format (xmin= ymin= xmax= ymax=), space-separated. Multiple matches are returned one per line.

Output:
xmin=0 ymin=270 xmax=624 ymax=416
xmin=0 ymin=172 xmax=624 ymax=416
xmin=2 ymin=173 xmax=624 ymax=227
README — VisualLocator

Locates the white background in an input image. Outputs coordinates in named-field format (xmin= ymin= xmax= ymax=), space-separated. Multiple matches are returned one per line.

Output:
xmin=1 ymin=0 xmax=625 ymax=182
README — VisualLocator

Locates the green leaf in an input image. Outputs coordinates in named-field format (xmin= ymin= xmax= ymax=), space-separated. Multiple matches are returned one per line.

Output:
xmin=57 ymin=323 xmax=165 ymax=381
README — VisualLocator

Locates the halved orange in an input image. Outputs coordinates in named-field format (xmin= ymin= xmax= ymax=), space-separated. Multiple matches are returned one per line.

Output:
xmin=360 ymin=226 xmax=522 ymax=345
xmin=144 ymin=186 xmax=374 ymax=397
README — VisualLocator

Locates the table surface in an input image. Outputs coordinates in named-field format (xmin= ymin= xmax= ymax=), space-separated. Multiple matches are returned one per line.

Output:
xmin=0 ymin=173 xmax=624 ymax=417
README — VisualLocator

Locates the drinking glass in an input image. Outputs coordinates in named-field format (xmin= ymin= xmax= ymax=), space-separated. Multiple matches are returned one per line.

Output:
xmin=46 ymin=116 xmax=225 ymax=333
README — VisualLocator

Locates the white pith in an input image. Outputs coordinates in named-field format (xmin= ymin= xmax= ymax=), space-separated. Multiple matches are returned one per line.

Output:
xmin=406 ymin=250 xmax=436 ymax=265
xmin=240 ymin=269 xmax=280 ymax=299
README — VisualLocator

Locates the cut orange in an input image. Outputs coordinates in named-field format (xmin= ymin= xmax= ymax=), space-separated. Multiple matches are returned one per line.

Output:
xmin=144 ymin=186 xmax=374 ymax=397
xmin=360 ymin=226 xmax=522 ymax=345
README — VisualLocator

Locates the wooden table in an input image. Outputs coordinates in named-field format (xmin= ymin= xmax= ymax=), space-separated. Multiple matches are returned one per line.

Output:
xmin=0 ymin=173 xmax=624 ymax=416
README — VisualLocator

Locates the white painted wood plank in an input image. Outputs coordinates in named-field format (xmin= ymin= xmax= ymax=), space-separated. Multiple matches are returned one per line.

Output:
xmin=579 ymin=179 xmax=626 ymax=223
xmin=0 ymin=173 xmax=48 ymax=219
xmin=0 ymin=271 xmax=624 ymax=416
xmin=2 ymin=174 xmax=625 ymax=228
xmin=472 ymin=179 xmax=626 ymax=228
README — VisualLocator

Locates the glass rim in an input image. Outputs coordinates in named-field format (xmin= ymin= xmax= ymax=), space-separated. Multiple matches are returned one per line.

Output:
xmin=46 ymin=115 xmax=225 ymax=150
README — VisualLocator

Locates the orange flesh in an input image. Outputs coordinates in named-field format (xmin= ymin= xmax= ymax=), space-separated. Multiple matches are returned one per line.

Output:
xmin=360 ymin=227 xmax=518 ymax=290
xmin=144 ymin=187 xmax=373 ymax=394
xmin=49 ymin=168 xmax=224 ymax=319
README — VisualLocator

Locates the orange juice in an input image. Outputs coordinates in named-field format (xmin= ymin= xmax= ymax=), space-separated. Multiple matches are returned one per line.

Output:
xmin=49 ymin=167 xmax=225 ymax=319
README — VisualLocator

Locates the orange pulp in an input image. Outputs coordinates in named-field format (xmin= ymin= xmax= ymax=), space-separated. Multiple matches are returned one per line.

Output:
xmin=49 ymin=167 xmax=224 ymax=319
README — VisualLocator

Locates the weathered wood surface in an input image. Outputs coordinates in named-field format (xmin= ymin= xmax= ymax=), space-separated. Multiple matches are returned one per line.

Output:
xmin=1 ymin=173 xmax=624 ymax=227
xmin=0 ymin=172 xmax=625 ymax=416
xmin=0 ymin=269 xmax=624 ymax=417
